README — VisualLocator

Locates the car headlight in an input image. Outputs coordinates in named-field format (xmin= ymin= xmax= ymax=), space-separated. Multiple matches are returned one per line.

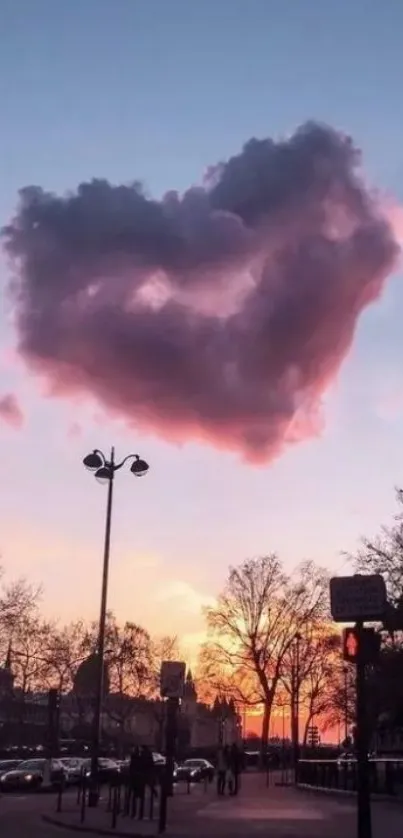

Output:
xmin=25 ymin=774 xmax=33 ymax=781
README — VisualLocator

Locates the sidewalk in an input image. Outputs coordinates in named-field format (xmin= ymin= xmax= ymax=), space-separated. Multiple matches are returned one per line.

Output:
xmin=42 ymin=774 xmax=403 ymax=838
xmin=42 ymin=783 xmax=213 ymax=836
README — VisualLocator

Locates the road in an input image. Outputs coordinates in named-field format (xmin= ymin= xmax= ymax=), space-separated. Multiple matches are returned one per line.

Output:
xmin=1 ymin=775 xmax=403 ymax=837
xmin=0 ymin=791 xmax=63 ymax=837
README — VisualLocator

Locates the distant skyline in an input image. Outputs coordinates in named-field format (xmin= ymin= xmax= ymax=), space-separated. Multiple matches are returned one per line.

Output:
xmin=1 ymin=1 xmax=403 ymax=659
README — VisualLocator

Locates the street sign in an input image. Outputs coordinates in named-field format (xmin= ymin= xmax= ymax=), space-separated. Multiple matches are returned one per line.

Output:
xmin=308 ymin=725 xmax=320 ymax=746
xmin=330 ymin=574 xmax=386 ymax=623
xmin=160 ymin=661 xmax=186 ymax=699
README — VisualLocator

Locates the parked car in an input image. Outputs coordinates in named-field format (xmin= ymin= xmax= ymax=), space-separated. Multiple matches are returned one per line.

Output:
xmin=0 ymin=758 xmax=66 ymax=791
xmin=337 ymin=751 xmax=376 ymax=768
xmin=244 ymin=750 xmax=260 ymax=769
xmin=82 ymin=757 xmax=121 ymax=784
xmin=116 ymin=753 xmax=173 ymax=784
xmin=155 ymin=758 xmax=179 ymax=779
xmin=0 ymin=760 xmax=22 ymax=773
xmin=59 ymin=757 xmax=85 ymax=785
xmin=174 ymin=759 xmax=215 ymax=783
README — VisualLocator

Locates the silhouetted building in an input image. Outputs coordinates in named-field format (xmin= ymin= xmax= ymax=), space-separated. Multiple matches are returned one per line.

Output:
xmin=73 ymin=654 xmax=110 ymax=698
xmin=0 ymin=662 xmax=241 ymax=752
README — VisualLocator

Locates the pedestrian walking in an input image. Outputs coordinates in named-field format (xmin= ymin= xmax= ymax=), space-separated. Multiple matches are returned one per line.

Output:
xmin=141 ymin=745 xmax=157 ymax=798
xmin=229 ymin=743 xmax=241 ymax=796
xmin=127 ymin=746 xmax=141 ymax=816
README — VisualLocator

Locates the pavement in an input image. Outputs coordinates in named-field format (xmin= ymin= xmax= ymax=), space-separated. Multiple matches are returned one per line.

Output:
xmin=1 ymin=773 xmax=403 ymax=837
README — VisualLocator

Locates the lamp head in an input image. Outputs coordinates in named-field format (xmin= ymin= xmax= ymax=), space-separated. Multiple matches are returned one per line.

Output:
xmin=130 ymin=456 xmax=149 ymax=477
xmin=95 ymin=466 xmax=113 ymax=484
xmin=83 ymin=451 xmax=103 ymax=471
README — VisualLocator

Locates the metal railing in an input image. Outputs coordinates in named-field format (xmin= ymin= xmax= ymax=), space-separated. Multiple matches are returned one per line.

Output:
xmin=57 ymin=772 xmax=160 ymax=830
xmin=298 ymin=758 xmax=403 ymax=798
xmin=54 ymin=769 xmax=212 ymax=833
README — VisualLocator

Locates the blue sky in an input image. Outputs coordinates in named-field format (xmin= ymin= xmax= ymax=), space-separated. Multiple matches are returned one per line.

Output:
xmin=1 ymin=0 xmax=403 ymax=654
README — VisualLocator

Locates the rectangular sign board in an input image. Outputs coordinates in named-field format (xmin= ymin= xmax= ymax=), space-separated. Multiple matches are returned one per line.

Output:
xmin=160 ymin=661 xmax=186 ymax=699
xmin=330 ymin=574 xmax=386 ymax=623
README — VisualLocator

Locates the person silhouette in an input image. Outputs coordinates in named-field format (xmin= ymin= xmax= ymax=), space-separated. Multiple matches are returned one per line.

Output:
xmin=229 ymin=743 xmax=241 ymax=796
xmin=216 ymin=746 xmax=226 ymax=795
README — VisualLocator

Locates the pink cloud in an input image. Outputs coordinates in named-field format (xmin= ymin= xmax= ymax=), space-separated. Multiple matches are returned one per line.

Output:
xmin=92 ymin=411 xmax=107 ymax=426
xmin=3 ymin=122 xmax=400 ymax=463
xmin=67 ymin=421 xmax=82 ymax=439
xmin=0 ymin=393 xmax=24 ymax=429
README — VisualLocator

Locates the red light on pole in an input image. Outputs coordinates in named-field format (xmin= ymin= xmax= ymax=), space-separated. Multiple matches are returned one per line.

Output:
xmin=342 ymin=626 xmax=380 ymax=665
xmin=343 ymin=628 xmax=359 ymax=662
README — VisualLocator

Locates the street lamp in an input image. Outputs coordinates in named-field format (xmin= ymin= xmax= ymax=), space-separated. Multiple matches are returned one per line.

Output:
xmin=83 ymin=447 xmax=149 ymax=806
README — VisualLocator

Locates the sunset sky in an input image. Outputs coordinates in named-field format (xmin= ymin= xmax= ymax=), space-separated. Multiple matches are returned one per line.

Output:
xmin=1 ymin=1 xmax=403 ymax=664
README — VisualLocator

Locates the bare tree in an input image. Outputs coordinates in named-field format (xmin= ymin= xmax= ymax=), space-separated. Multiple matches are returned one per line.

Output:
xmin=149 ymin=634 xmax=181 ymax=694
xmin=324 ymin=661 xmax=356 ymax=739
xmin=41 ymin=615 xmax=157 ymax=739
xmin=6 ymin=613 xmax=53 ymax=741
xmin=144 ymin=634 xmax=183 ymax=750
xmin=355 ymin=489 xmax=403 ymax=607
xmin=101 ymin=618 xmax=153 ymax=746
xmin=42 ymin=620 xmax=89 ymax=692
xmin=105 ymin=619 xmax=152 ymax=697
xmin=278 ymin=622 xmax=341 ymax=743
xmin=11 ymin=614 xmax=53 ymax=695
xmin=281 ymin=628 xmax=340 ymax=744
xmin=0 ymin=574 xmax=42 ymax=652
xmin=203 ymin=555 xmax=328 ymax=752
xmin=152 ymin=635 xmax=181 ymax=664
xmin=300 ymin=631 xmax=340 ymax=742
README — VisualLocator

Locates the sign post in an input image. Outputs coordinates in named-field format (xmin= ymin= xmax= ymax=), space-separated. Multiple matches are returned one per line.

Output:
xmin=355 ymin=623 xmax=371 ymax=838
xmin=307 ymin=725 xmax=320 ymax=748
xmin=330 ymin=575 xmax=386 ymax=838
xmin=160 ymin=661 xmax=186 ymax=699
xmin=47 ymin=688 xmax=60 ymax=758
xmin=330 ymin=574 xmax=386 ymax=624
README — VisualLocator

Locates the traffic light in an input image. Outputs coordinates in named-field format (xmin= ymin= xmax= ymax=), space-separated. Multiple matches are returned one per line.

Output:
xmin=342 ymin=627 xmax=380 ymax=664
xmin=343 ymin=628 xmax=359 ymax=662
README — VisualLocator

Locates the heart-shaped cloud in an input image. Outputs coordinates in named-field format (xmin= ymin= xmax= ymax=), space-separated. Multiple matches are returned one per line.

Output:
xmin=2 ymin=122 xmax=399 ymax=462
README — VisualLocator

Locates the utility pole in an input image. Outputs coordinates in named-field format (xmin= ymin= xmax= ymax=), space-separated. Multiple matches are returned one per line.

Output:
xmin=159 ymin=697 xmax=178 ymax=833
xmin=330 ymin=573 xmax=385 ymax=838
xmin=355 ymin=623 xmax=371 ymax=838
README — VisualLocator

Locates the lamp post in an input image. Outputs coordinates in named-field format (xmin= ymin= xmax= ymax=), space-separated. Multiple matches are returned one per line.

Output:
xmin=83 ymin=447 xmax=149 ymax=806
